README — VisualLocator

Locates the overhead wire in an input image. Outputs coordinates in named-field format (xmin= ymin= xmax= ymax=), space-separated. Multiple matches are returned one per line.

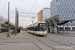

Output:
xmin=19 ymin=0 xmax=37 ymax=17
xmin=27 ymin=0 xmax=37 ymax=13
xmin=19 ymin=0 xmax=37 ymax=27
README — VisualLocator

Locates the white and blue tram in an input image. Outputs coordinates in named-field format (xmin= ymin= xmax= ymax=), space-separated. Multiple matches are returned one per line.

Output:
xmin=27 ymin=22 xmax=47 ymax=36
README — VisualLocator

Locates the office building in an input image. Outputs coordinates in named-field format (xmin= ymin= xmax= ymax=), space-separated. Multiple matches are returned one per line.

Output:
xmin=50 ymin=0 xmax=75 ymax=30
xmin=38 ymin=8 xmax=50 ymax=22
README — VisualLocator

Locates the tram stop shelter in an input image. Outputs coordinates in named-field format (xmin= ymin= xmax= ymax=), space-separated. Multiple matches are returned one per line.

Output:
xmin=45 ymin=15 xmax=75 ymax=34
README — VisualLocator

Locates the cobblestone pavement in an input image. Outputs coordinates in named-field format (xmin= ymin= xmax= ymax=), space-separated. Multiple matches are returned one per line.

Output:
xmin=0 ymin=31 xmax=75 ymax=50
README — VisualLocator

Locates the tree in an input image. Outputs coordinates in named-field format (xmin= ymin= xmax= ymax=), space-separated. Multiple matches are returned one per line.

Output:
xmin=1 ymin=24 xmax=6 ymax=27
xmin=4 ymin=21 xmax=15 ymax=30
xmin=10 ymin=23 xmax=15 ymax=30
xmin=0 ymin=16 xmax=4 ymax=24
xmin=18 ymin=26 xmax=23 ymax=29
xmin=0 ymin=16 xmax=15 ymax=30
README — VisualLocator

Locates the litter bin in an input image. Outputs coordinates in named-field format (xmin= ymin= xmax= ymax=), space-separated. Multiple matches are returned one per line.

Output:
xmin=17 ymin=29 xmax=20 ymax=33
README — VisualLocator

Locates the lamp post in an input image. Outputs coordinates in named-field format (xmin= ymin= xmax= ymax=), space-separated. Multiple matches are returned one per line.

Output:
xmin=67 ymin=22 xmax=68 ymax=34
xmin=15 ymin=8 xmax=19 ymax=35
xmin=7 ymin=2 xmax=10 ymax=37
xmin=31 ymin=17 xmax=35 ymax=23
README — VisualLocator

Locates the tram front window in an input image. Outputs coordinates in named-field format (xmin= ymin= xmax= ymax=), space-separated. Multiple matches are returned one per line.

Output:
xmin=40 ymin=24 xmax=46 ymax=31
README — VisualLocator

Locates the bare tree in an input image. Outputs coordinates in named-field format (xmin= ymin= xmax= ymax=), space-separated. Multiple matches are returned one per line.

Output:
xmin=0 ymin=16 xmax=4 ymax=24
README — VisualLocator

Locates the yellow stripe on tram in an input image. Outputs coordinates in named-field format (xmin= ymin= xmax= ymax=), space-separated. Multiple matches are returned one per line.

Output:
xmin=35 ymin=31 xmax=36 ymax=35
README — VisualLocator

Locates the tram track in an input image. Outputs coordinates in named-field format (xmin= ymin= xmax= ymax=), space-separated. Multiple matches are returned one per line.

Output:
xmin=29 ymin=33 xmax=71 ymax=46
xmin=26 ymin=33 xmax=56 ymax=50
xmin=24 ymin=32 xmax=75 ymax=50
xmin=25 ymin=33 xmax=42 ymax=50
xmin=30 ymin=39 xmax=42 ymax=50
xmin=34 ymin=36 xmax=74 ymax=50
xmin=47 ymin=33 xmax=75 ymax=44
xmin=44 ymin=37 xmax=71 ymax=46
xmin=35 ymin=38 xmax=56 ymax=50
xmin=46 ymin=34 xmax=75 ymax=45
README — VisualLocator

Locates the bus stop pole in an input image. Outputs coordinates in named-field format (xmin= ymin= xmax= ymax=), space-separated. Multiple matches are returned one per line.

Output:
xmin=67 ymin=22 xmax=68 ymax=34
xmin=7 ymin=2 xmax=10 ymax=37
xmin=60 ymin=25 xmax=61 ymax=33
xmin=59 ymin=25 xmax=61 ymax=33
xmin=63 ymin=24 xmax=64 ymax=34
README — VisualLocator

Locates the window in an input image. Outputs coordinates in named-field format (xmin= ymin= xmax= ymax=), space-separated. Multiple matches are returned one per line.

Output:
xmin=74 ymin=11 xmax=75 ymax=13
xmin=72 ymin=14 xmax=74 ymax=17
xmin=65 ymin=14 xmax=66 ymax=16
xmin=72 ymin=24 xmax=73 ymax=26
xmin=69 ymin=24 xmax=70 ymax=26
xmin=65 ymin=9 xmax=66 ymax=11
xmin=56 ymin=0 xmax=58 ymax=2
xmin=57 ymin=3 xmax=61 ymax=5
xmin=58 ymin=9 xmax=59 ymax=11
xmin=74 ymin=24 xmax=75 ymax=26
xmin=71 ymin=21 xmax=73 ymax=23
xmin=60 ymin=8 xmax=61 ymax=11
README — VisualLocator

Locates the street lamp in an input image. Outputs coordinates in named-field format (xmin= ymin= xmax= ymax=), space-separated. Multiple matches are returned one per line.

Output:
xmin=7 ymin=2 xmax=10 ymax=37
xmin=31 ymin=17 xmax=35 ymax=23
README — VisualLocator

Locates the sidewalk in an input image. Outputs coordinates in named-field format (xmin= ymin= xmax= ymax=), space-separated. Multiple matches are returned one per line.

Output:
xmin=58 ymin=33 xmax=75 ymax=37
xmin=0 ymin=44 xmax=39 ymax=50
xmin=0 ymin=32 xmax=40 ymax=50
xmin=0 ymin=31 xmax=24 ymax=40
xmin=51 ymin=32 xmax=75 ymax=37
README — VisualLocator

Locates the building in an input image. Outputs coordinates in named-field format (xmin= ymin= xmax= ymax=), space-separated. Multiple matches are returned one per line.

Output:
xmin=50 ymin=0 xmax=75 ymax=30
xmin=38 ymin=8 xmax=50 ymax=22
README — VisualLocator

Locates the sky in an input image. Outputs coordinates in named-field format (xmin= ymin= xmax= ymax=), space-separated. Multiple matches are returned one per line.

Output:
xmin=0 ymin=0 xmax=52 ymax=28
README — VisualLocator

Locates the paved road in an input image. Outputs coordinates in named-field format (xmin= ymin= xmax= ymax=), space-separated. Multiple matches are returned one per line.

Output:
xmin=0 ymin=31 xmax=75 ymax=50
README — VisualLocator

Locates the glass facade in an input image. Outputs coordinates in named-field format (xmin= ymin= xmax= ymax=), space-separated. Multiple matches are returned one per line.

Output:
xmin=51 ymin=0 xmax=75 ymax=26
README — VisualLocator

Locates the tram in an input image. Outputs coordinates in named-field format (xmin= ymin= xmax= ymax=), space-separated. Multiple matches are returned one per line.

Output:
xmin=27 ymin=22 xmax=47 ymax=36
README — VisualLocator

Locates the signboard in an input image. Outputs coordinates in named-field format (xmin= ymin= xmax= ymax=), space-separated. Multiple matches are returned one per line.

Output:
xmin=55 ymin=24 xmax=58 ymax=27
xmin=8 ymin=27 xmax=10 ymax=31
xmin=15 ymin=30 xmax=17 ymax=33
xmin=0 ymin=30 xmax=1 ymax=32
xmin=0 ymin=25 xmax=1 ymax=29
xmin=0 ymin=24 xmax=1 ymax=32
xmin=40 ymin=24 xmax=42 ymax=26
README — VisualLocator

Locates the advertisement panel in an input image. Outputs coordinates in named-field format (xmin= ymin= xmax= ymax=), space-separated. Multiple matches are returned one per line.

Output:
xmin=0 ymin=24 xmax=1 ymax=32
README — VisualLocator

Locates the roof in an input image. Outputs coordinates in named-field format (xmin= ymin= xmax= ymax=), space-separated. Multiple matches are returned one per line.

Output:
xmin=44 ymin=8 xmax=50 ymax=9
xmin=45 ymin=15 xmax=60 ymax=21
xmin=27 ymin=22 xmax=46 ymax=28
xmin=45 ymin=15 xmax=75 ymax=25
xmin=59 ymin=19 xmax=75 ymax=25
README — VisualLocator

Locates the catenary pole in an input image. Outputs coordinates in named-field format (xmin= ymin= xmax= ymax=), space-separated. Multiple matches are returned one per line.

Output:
xmin=7 ymin=2 xmax=10 ymax=37
xmin=67 ymin=22 xmax=68 ymax=34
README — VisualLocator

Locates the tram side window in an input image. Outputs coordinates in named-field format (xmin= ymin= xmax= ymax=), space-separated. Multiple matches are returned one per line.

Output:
xmin=36 ymin=26 xmax=39 ymax=31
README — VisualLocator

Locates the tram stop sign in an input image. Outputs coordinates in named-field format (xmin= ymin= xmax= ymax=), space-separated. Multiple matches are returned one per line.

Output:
xmin=0 ymin=25 xmax=1 ymax=32
xmin=8 ymin=27 xmax=10 ymax=31
xmin=55 ymin=24 xmax=58 ymax=27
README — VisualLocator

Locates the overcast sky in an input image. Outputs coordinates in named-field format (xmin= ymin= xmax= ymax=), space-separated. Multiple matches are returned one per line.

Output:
xmin=0 ymin=0 xmax=52 ymax=28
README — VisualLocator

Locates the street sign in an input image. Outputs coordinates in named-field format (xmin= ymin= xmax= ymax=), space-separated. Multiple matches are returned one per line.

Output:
xmin=55 ymin=24 xmax=58 ymax=27
xmin=0 ymin=24 xmax=1 ymax=32
xmin=0 ymin=30 xmax=1 ymax=32
xmin=15 ymin=30 xmax=17 ymax=33
xmin=8 ymin=27 xmax=10 ymax=31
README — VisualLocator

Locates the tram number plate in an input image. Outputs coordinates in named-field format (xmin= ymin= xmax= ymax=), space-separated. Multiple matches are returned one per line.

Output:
xmin=42 ymin=32 xmax=44 ymax=34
